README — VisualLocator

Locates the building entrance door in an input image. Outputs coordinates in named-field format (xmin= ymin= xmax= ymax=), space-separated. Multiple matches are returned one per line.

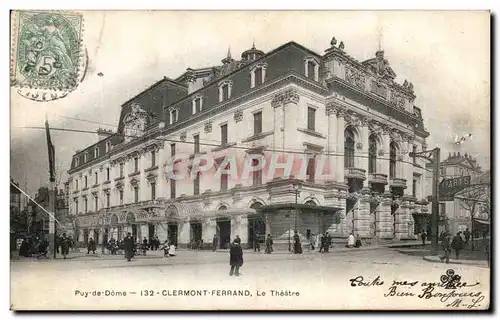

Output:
xmin=148 ymin=223 xmax=155 ymax=240
xmin=168 ymin=223 xmax=178 ymax=246
xmin=217 ymin=219 xmax=231 ymax=249
xmin=131 ymin=224 xmax=138 ymax=240
xmin=248 ymin=217 xmax=265 ymax=248
xmin=190 ymin=222 xmax=202 ymax=244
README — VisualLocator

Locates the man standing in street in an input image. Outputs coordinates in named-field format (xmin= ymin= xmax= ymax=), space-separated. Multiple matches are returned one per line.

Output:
xmin=123 ymin=232 xmax=135 ymax=262
xmin=464 ymin=228 xmax=471 ymax=246
xmin=60 ymin=233 xmax=70 ymax=259
xmin=212 ymin=234 xmax=218 ymax=252
xmin=421 ymin=231 xmax=427 ymax=246
xmin=229 ymin=238 xmax=243 ymax=276
xmin=253 ymin=233 xmax=260 ymax=252
xmin=439 ymin=231 xmax=451 ymax=263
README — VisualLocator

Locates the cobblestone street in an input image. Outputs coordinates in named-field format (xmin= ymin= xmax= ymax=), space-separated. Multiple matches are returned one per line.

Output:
xmin=11 ymin=247 xmax=490 ymax=310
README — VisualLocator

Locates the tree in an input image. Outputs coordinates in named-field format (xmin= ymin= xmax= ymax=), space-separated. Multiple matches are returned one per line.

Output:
xmin=456 ymin=183 xmax=490 ymax=251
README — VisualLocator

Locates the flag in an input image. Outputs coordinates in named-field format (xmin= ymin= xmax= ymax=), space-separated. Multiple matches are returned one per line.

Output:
xmin=45 ymin=119 xmax=56 ymax=182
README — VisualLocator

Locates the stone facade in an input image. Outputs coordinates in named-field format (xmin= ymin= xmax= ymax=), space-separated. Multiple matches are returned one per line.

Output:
xmin=66 ymin=39 xmax=430 ymax=249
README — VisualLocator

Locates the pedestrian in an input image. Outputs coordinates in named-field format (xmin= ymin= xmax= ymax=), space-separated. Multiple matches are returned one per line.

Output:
xmin=154 ymin=235 xmax=160 ymax=250
xmin=451 ymin=232 xmax=465 ymax=259
xmin=265 ymin=234 xmax=273 ymax=254
xmin=60 ymin=233 xmax=70 ymax=259
xmin=346 ymin=233 xmax=355 ymax=248
xmin=229 ymin=238 xmax=243 ymax=276
xmin=19 ymin=237 xmax=29 ymax=257
xmin=293 ymin=230 xmax=302 ymax=254
xmin=310 ymin=233 xmax=316 ymax=251
xmin=355 ymin=234 xmax=362 ymax=248
xmin=160 ymin=240 xmax=169 ymax=258
xmin=169 ymin=243 xmax=176 ymax=257
xmin=87 ymin=237 xmax=96 ymax=254
xmin=464 ymin=228 xmax=471 ymax=246
xmin=142 ymin=237 xmax=149 ymax=255
xmin=439 ymin=232 xmax=451 ymax=263
xmin=123 ymin=232 xmax=135 ymax=262
xmin=324 ymin=232 xmax=332 ymax=253
xmin=318 ymin=233 xmax=324 ymax=253
xmin=421 ymin=231 xmax=427 ymax=246
xmin=253 ymin=233 xmax=261 ymax=252
xmin=212 ymin=234 xmax=218 ymax=252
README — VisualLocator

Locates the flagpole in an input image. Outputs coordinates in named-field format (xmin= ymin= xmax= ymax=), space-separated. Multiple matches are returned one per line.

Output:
xmin=45 ymin=116 xmax=57 ymax=259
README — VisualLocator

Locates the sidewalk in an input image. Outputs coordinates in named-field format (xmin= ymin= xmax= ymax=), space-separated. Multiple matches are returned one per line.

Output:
xmin=423 ymin=255 xmax=489 ymax=267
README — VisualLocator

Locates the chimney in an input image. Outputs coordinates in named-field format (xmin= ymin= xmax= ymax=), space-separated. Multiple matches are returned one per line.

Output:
xmin=448 ymin=152 xmax=451 ymax=158
xmin=458 ymin=152 xmax=461 ymax=157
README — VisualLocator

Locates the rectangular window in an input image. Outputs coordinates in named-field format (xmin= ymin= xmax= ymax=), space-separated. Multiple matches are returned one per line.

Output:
xmin=151 ymin=150 xmax=156 ymax=167
xmin=255 ymin=67 xmax=263 ymax=86
xmin=253 ymin=111 xmax=262 ymax=135
xmin=134 ymin=157 xmax=139 ymax=172
xmin=106 ymin=168 xmax=110 ymax=181
xmin=252 ymin=159 xmax=262 ymax=186
xmin=171 ymin=143 xmax=176 ymax=157
xmin=194 ymin=173 xmax=200 ymax=195
xmin=194 ymin=98 xmax=202 ymax=114
xmin=106 ymin=193 xmax=110 ymax=208
xmin=75 ymin=179 xmax=79 ymax=190
xmin=151 ymin=183 xmax=156 ymax=200
xmin=134 ymin=187 xmax=139 ymax=203
xmin=119 ymin=191 xmax=124 ymax=205
xmin=95 ymin=172 xmax=98 ymax=184
xmin=222 ymin=85 xmax=229 ymax=101
xmin=221 ymin=124 xmax=228 ymax=145
xmin=170 ymin=180 xmax=176 ymax=199
xmin=75 ymin=199 xmax=78 ymax=213
xmin=194 ymin=135 xmax=200 ymax=154
xmin=84 ymin=198 xmax=88 ymax=213
xmin=306 ymin=156 xmax=316 ymax=182
xmin=170 ymin=109 xmax=178 ymax=124
xmin=84 ymin=176 xmax=88 ymax=188
xmin=221 ymin=163 xmax=229 ymax=191
xmin=307 ymin=61 xmax=316 ymax=79
xmin=307 ymin=107 xmax=316 ymax=131
xmin=412 ymin=179 xmax=417 ymax=198
xmin=412 ymin=146 xmax=417 ymax=164
xmin=95 ymin=196 xmax=98 ymax=211
xmin=120 ymin=163 xmax=124 ymax=177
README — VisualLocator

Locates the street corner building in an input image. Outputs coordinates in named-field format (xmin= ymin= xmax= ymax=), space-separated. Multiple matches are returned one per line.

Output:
xmin=65 ymin=38 xmax=430 ymax=250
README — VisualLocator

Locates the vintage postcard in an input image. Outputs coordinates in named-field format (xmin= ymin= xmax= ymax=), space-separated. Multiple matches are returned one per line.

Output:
xmin=10 ymin=10 xmax=491 ymax=311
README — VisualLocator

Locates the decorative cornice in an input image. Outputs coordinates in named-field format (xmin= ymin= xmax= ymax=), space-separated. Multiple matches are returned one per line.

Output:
xmin=233 ymin=109 xmax=243 ymax=123
xmin=204 ymin=120 xmax=212 ymax=133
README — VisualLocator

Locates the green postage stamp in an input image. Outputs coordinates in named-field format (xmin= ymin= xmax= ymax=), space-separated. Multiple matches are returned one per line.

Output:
xmin=11 ymin=11 xmax=86 ymax=101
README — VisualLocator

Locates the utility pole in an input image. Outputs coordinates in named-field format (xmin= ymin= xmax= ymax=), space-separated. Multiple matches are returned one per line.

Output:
xmin=410 ymin=147 xmax=441 ymax=255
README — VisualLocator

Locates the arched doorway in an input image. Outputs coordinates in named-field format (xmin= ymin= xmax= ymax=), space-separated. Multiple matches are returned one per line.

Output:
xmin=248 ymin=202 xmax=265 ymax=249
xmin=216 ymin=205 xmax=231 ymax=249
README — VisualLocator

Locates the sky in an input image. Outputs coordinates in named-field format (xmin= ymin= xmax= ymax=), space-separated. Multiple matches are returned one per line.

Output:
xmin=10 ymin=10 xmax=491 ymax=197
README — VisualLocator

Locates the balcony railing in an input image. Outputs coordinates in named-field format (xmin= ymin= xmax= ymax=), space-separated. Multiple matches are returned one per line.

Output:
xmin=390 ymin=178 xmax=407 ymax=189
xmin=368 ymin=173 xmax=388 ymax=185
xmin=344 ymin=167 xmax=366 ymax=180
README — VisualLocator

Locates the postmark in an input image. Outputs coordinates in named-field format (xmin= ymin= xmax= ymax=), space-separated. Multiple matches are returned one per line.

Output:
xmin=10 ymin=10 xmax=87 ymax=101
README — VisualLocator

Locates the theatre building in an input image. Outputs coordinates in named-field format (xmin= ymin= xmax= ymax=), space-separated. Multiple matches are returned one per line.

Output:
xmin=66 ymin=38 xmax=430 ymax=249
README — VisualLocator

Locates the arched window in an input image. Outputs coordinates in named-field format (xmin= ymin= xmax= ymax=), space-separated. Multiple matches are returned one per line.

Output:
xmin=368 ymin=135 xmax=378 ymax=173
xmin=390 ymin=142 xmax=398 ymax=179
xmin=344 ymin=127 xmax=355 ymax=168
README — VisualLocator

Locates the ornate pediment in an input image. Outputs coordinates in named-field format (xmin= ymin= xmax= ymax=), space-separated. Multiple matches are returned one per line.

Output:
xmin=362 ymin=50 xmax=396 ymax=80
xmin=123 ymin=102 xmax=148 ymax=142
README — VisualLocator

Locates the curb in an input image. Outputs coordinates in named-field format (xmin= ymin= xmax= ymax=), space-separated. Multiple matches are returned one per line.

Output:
xmin=422 ymin=256 xmax=489 ymax=267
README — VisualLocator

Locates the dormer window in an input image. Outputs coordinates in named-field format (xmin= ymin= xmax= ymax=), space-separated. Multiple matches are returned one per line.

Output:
xmin=192 ymin=95 xmax=203 ymax=115
xmin=169 ymin=108 xmax=179 ymax=125
xmin=250 ymin=63 xmax=267 ymax=88
xmin=218 ymin=80 xmax=233 ymax=102
xmin=105 ymin=141 xmax=111 ymax=153
xmin=94 ymin=147 xmax=99 ymax=158
xmin=74 ymin=157 xmax=80 ymax=167
xmin=303 ymin=56 xmax=320 ymax=82
xmin=84 ymin=152 xmax=88 ymax=163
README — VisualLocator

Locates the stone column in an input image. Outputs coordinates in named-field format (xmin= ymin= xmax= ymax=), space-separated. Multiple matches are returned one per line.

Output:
xmin=356 ymin=195 xmax=372 ymax=238
xmin=394 ymin=200 xmax=409 ymax=240
xmin=156 ymin=222 xmax=168 ymax=243
xmin=239 ymin=216 xmax=249 ymax=247
xmin=325 ymin=103 xmax=338 ymax=182
xmin=404 ymin=137 xmax=414 ymax=197
xmin=179 ymin=221 xmax=190 ymax=245
xmin=140 ymin=224 xmax=149 ymax=240
xmin=336 ymin=197 xmax=348 ymax=237
xmin=378 ymin=194 xmax=394 ymax=239
xmin=89 ymin=229 xmax=95 ymax=241
xmin=360 ymin=119 xmax=370 ymax=189
xmin=381 ymin=128 xmax=391 ymax=178
xmin=157 ymin=146 xmax=166 ymax=200
xmin=336 ymin=109 xmax=346 ymax=183
xmin=202 ymin=218 xmax=217 ymax=245
xmin=140 ymin=153 xmax=148 ymax=201
xmin=78 ymin=229 xmax=84 ymax=243
xmin=98 ymin=229 xmax=104 ymax=244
